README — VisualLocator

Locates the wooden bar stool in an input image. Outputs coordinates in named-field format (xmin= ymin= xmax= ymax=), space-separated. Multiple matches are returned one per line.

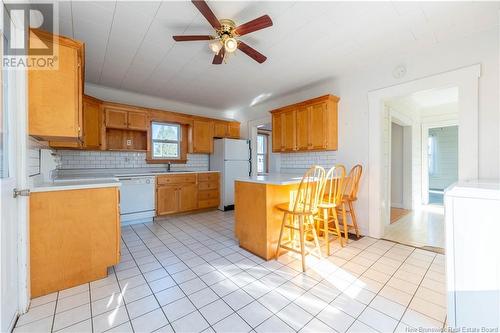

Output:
xmin=338 ymin=164 xmax=363 ymax=239
xmin=275 ymin=166 xmax=325 ymax=272
xmin=315 ymin=165 xmax=346 ymax=255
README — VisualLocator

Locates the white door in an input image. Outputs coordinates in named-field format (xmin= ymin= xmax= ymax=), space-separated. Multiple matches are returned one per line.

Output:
xmin=1 ymin=67 xmax=20 ymax=331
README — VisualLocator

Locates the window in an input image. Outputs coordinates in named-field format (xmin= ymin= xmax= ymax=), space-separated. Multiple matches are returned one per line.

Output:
xmin=428 ymin=134 xmax=436 ymax=175
xmin=257 ymin=133 xmax=269 ymax=174
xmin=151 ymin=122 xmax=181 ymax=160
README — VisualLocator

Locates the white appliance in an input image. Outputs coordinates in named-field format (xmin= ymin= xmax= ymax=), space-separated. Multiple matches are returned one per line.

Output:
xmin=445 ymin=180 xmax=500 ymax=329
xmin=210 ymin=138 xmax=251 ymax=211
xmin=118 ymin=175 xmax=156 ymax=225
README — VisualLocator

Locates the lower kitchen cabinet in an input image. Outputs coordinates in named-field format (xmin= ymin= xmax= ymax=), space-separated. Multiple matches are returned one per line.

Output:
xmin=179 ymin=184 xmax=198 ymax=212
xmin=156 ymin=172 xmax=219 ymax=216
xmin=156 ymin=185 xmax=179 ymax=215
xmin=29 ymin=187 xmax=120 ymax=297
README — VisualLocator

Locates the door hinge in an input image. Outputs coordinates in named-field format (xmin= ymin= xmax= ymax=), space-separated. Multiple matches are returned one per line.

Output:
xmin=13 ymin=188 xmax=30 ymax=198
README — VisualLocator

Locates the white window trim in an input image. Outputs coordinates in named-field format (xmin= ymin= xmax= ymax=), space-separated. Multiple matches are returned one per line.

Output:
xmin=151 ymin=122 xmax=181 ymax=160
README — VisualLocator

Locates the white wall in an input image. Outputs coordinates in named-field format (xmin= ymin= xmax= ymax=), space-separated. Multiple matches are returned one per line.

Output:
xmin=391 ymin=123 xmax=404 ymax=207
xmin=429 ymin=126 xmax=459 ymax=190
xmin=240 ymin=27 xmax=499 ymax=235
xmin=85 ymin=83 xmax=239 ymax=122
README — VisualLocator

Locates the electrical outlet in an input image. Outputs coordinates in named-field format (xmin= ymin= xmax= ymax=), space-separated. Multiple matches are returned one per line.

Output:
xmin=126 ymin=139 xmax=132 ymax=146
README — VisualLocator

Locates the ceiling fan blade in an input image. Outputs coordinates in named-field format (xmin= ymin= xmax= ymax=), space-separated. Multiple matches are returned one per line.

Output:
xmin=234 ymin=15 xmax=273 ymax=36
xmin=212 ymin=48 xmax=225 ymax=65
xmin=238 ymin=41 xmax=267 ymax=64
xmin=173 ymin=35 xmax=213 ymax=41
xmin=191 ymin=0 xmax=221 ymax=30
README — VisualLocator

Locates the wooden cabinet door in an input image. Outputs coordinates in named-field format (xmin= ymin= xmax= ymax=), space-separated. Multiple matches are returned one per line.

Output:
xmin=82 ymin=97 xmax=102 ymax=149
xmin=282 ymin=110 xmax=296 ymax=151
xmin=156 ymin=185 xmax=179 ymax=215
xmin=295 ymin=106 xmax=309 ymax=150
xmin=179 ymin=184 xmax=198 ymax=212
xmin=272 ymin=113 xmax=282 ymax=152
xmin=192 ymin=120 xmax=213 ymax=153
xmin=127 ymin=111 xmax=148 ymax=130
xmin=29 ymin=31 xmax=83 ymax=141
xmin=309 ymin=102 xmax=327 ymax=149
xmin=105 ymin=109 xmax=128 ymax=129
xmin=213 ymin=122 xmax=228 ymax=138
xmin=228 ymin=122 xmax=240 ymax=138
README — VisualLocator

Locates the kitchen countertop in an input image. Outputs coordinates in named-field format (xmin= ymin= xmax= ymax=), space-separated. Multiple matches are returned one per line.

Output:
xmin=32 ymin=170 xmax=220 ymax=192
xmin=55 ymin=170 xmax=219 ymax=180
xmin=31 ymin=179 xmax=121 ymax=193
xmin=235 ymin=173 xmax=305 ymax=185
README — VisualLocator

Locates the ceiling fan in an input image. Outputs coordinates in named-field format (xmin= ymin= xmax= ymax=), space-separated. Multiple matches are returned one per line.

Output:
xmin=173 ymin=0 xmax=273 ymax=64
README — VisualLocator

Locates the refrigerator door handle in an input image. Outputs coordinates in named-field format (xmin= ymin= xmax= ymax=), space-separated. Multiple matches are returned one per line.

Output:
xmin=248 ymin=140 xmax=252 ymax=176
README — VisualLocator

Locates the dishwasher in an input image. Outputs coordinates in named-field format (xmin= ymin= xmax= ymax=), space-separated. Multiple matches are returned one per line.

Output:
xmin=118 ymin=176 xmax=156 ymax=225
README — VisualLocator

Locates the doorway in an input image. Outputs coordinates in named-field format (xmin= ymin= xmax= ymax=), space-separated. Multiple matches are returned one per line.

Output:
xmin=382 ymin=86 xmax=459 ymax=250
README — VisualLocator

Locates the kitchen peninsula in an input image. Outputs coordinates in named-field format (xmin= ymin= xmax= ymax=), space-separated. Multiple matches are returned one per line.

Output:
xmin=234 ymin=174 xmax=304 ymax=260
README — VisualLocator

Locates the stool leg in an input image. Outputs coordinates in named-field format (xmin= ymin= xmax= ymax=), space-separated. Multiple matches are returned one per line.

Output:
xmin=349 ymin=201 xmax=360 ymax=238
xmin=323 ymin=208 xmax=330 ymax=256
xmin=276 ymin=212 xmax=287 ymax=260
xmin=299 ymin=215 xmax=306 ymax=272
xmin=341 ymin=202 xmax=348 ymax=242
xmin=332 ymin=208 xmax=343 ymax=247
xmin=309 ymin=215 xmax=322 ymax=259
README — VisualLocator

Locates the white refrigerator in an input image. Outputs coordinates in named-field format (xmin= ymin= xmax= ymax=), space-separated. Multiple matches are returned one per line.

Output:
xmin=210 ymin=138 xmax=251 ymax=211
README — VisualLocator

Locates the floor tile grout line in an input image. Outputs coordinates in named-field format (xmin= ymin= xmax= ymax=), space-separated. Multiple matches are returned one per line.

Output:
xmin=140 ymin=217 xmax=282 ymax=331
xmin=294 ymin=240 xmax=402 ymax=332
xmin=394 ymin=254 xmax=445 ymax=332
xmin=129 ymin=220 xmax=240 ymax=332
xmin=100 ymin=266 xmax=134 ymax=333
xmin=118 ymin=232 xmax=172 ymax=332
xmin=152 ymin=220 xmax=391 ymax=332
xmin=151 ymin=214 xmax=311 ymax=331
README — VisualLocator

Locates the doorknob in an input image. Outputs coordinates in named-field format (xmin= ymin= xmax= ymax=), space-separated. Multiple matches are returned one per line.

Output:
xmin=13 ymin=188 xmax=30 ymax=198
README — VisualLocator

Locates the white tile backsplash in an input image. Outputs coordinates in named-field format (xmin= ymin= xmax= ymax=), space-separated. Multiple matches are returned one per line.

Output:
xmin=280 ymin=151 xmax=337 ymax=170
xmin=57 ymin=150 xmax=209 ymax=171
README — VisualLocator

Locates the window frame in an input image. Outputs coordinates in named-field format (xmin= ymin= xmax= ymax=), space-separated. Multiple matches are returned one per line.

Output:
xmin=257 ymin=131 xmax=269 ymax=174
xmin=147 ymin=121 xmax=187 ymax=164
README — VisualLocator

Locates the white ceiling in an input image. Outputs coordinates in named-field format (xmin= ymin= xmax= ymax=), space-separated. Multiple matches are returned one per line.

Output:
xmin=412 ymin=87 xmax=458 ymax=108
xmin=58 ymin=1 xmax=500 ymax=111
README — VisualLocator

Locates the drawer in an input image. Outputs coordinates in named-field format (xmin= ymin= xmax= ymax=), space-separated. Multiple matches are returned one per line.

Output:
xmin=198 ymin=181 xmax=218 ymax=191
xmin=157 ymin=174 xmax=197 ymax=185
xmin=198 ymin=173 xmax=219 ymax=182
xmin=198 ymin=190 xmax=219 ymax=200
xmin=198 ymin=199 xmax=219 ymax=208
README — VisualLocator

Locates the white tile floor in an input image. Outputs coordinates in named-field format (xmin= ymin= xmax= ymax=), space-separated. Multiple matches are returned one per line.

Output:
xmin=14 ymin=210 xmax=447 ymax=333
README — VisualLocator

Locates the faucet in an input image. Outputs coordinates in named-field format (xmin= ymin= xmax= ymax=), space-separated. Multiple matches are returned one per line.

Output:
xmin=167 ymin=162 xmax=171 ymax=172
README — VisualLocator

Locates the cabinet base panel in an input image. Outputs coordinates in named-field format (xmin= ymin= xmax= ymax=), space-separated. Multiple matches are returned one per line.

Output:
xmin=31 ymin=266 xmax=109 ymax=298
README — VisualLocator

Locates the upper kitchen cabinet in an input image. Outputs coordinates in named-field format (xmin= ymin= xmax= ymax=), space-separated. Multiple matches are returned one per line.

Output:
xmin=270 ymin=95 xmax=339 ymax=153
xmin=104 ymin=105 xmax=148 ymax=131
xmin=28 ymin=30 xmax=84 ymax=141
xmin=227 ymin=121 xmax=240 ymax=138
xmin=213 ymin=121 xmax=241 ymax=139
xmin=189 ymin=120 xmax=214 ymax=153
xmin=49 ymin=95 xmax=103 ymax=150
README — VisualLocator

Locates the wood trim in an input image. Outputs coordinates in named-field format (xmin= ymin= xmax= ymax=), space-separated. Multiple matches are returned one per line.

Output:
xmin=146 ymin=121 xmax=188 ymax=163
xmin=269 ymin=94 xmax=340 ymax=114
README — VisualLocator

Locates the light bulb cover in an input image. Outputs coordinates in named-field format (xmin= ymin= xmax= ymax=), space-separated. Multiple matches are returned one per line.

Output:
xmin=224 ymin=38 xmax=238 ymax=53
xmin=209 ymin=40 xmax=222 ymax=53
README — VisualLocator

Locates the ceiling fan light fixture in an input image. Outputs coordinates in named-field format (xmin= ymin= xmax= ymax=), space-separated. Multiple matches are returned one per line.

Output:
xmin=209 ymin=40 xmax=222 ymax=53
xmin=224 ymin=37 xmax=238 ymax=53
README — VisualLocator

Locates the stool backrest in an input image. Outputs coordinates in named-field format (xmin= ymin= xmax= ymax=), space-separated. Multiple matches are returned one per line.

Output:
xmin=345 ymin=164 xmax=363 ymax=201
xmin=322 ymin=164 xmax=346 ymax=206
xmin=291 ymin=165 xmax=326 ymax=214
